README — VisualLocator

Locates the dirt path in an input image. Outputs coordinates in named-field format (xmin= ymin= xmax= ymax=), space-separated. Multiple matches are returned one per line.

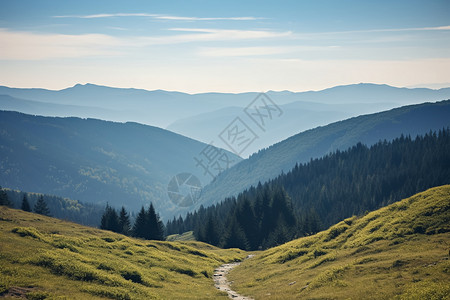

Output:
xmin=213 ymin=255 xmax=254 ymax=300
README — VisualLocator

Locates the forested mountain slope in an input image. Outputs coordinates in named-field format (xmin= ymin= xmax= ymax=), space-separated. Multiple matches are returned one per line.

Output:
xmin=169 ymin=129 xmax=450 ymax=250
xmin=197 ymin=100 xmax=450 ymax=209
xmin=0 ymin=111 xmax=241 ymax=219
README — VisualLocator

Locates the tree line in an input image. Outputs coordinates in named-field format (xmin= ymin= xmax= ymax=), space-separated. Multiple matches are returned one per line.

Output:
xmin=0 ymin=188 xmax=104 ymax=226
xmin=100 ymin=203 xmax=165 ymax=241
xmin=166 ymin=129 xmax=450 ymax=250
xmin=0 ymin=186 xmax=165 ymax=241
xmin=0 ymin=189 xmax=52 ymax=216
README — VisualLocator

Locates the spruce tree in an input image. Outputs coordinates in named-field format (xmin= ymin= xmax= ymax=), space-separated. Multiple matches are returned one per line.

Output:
xmin=0 ymin=186 xmax=11 ymax=207
xmin=118 ymin=206 xmax=131 ymax=235
xmin=236 ymin=197 xmax=258 ymax=250
xmin=203 ymin=213 xmax=220 ymax=246
xmin=100 ymin=204 xmax=120 ymax=232
xmin=222 ymin=216 xmax=249 ymax=250
xmin=133 ymin=206 xmax=147 ymax=239
xmin=34 ymin=195 xmax=51 ymax=216
xmin=21 ymin=194 xmax=31 ymax=212
xmin=147 ymin=203 xmax=165 ymax=240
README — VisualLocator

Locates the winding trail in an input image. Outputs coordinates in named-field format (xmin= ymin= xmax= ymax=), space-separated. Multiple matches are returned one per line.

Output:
xmin=213 ymin=255 xmax=255 ymax=300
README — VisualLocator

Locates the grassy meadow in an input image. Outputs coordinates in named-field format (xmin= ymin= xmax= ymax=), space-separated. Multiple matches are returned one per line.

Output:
xmin=0 ymin=208 xmax=246 ymax=299
xmin=229 ymin=185 xmax=450 ymax=300
xmin=1 ymin=185 xmax=449 ymax=299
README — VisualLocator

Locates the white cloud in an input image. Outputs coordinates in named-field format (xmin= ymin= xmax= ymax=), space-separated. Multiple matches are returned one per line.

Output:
xmin=160 ymin=28 xmax=291 ymax=43
xmin=54 ymin=13 xmax=261 ymax=21
xmin=367 ymin=25 xmax=450 ymax=32
xmin=300 ymin=25 xmax=450 ymax=37
xmin=199 ymin=46 xmax=291 ymax=57
xmin=0 ymin=27 xmax=291 ymax=60
xmin=0 ymin=28 xmax=121 ymax=60
xmin=198 ymin=45 xmax=338 ymax=57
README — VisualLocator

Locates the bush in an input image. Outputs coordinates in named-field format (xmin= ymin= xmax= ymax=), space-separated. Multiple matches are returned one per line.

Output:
xmin=11 ymin=227 xmax=44 ymax=240
xmin=26 ymin=291 xmax=49 ymax=300
xmin=120 ymin=270 xmax=142 ymax=283
xmin=97 ymin=263 xmax=113 ymax=271
xmin=277 ymin=249 xmax=308 ymax=263
xmin=325 ymin=225 xmax=348 ymax=241
xmin=313 ymin=249 xmax=327 ymax=258
xmin=170 ymin=267 xmax=196 ymax=277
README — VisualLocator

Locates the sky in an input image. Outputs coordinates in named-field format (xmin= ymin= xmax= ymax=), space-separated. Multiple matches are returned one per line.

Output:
xmin=0 ymin=0 xmax=449 ymax=93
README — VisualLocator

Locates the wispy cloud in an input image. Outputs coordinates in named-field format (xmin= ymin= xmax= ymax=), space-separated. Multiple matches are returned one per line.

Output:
xmin=0 ymin=28 xmax=121 ymax=60
xmin=198 ymin=45 xmax=338 ymax=57
xmin=54 ymin=13 xmax=262 ymax=21
xmin=360 ymin=25 xmax=450 ymax=32
xmin=0 ymin=27 xmax=290 ymax=60
xmin=301 ymin=25 xmax=450 ymax=37
xmin=164 ymin=28 xmax=291 ymax=41
xmin=128 ymin=28 xmax=291 ymax=46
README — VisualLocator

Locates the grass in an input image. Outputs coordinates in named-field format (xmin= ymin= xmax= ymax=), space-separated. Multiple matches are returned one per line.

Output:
xmin=1 ymin=185 xmax=449 ymax=299
xmin=166 ymin=231 xmax=196 ymax=242
xmin=228 ymin=185 xmax=450 ymax=300
xmin=0 ymin=208 xmax=246 ymax=299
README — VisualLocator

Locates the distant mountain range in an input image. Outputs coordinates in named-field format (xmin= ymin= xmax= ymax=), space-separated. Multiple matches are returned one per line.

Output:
xmin=1 ymin=83 xmax=450 ymax=220
xmin=1 ymin=83 xmax=450 ymax=157
xmin=195 ymin=100 xmax=450 ymax=210
xmin=0 ymin=111 xmax=241 ymax=219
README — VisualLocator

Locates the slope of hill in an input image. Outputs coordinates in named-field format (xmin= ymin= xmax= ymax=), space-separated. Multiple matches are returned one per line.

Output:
xmin=0 ymin=111 xmax=241 ymax=219
xmin=196 ymin=100 xmax=450 ymax=209
xmin=0 ymin=206 xmax=246 ymax=299
xmin=4 ymin=188 xmax=104 ymax=227
xmin=0 ymin=94 xmax=121 ymax=122
xmin=172 ymin=129 xmax=450 ymax=250
xmin=166 ymin=101 xmax=396 ymax=157
xmin=229 ymin=185 xmax=450 ymax=299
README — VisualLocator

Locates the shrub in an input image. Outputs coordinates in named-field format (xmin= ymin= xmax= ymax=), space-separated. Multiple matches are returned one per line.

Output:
xmin=120 ymin=270 xmax=142 ymax=283
xmin=97 ymin=263 xmax=113 ymax=271
xmin=277 ymin=249 xmax=309 ymax=263
xmin=325 ymin=225 xmax=348 ymax=241
xmin=11 ymin=227 xmax=43 ymax=240
xmin=26 ymin=291 xmax=49 ymax=300
xmin=170 ymin=267 xmax=196 ymax=277
xmin=313 ymin=249 xmax=327 ymax=258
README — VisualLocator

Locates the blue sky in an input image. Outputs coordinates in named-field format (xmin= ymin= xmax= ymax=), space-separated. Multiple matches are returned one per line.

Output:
xmin=0 ymin=0 xmax=449 ymax=92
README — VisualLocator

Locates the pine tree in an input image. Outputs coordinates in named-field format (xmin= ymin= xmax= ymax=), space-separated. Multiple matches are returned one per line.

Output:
xmin=203 ymin=213 xmax=220 ymax=246
xmin=236 ymin=197 xmax=258 ymax=250
xmin=21 ymin=194 xmax=31 ymax=212
xmin=133 ymin=206 xmax=148 ymax=239
xmin=118 ymin=206 xmax=131 ymax=235
xmin=222 ymin=216 xmax=249 ymax=250
xmin=100 ymin=204 xmax=120 ymax=232
xmin=147 ymin=203 xmax=165 ymax=240
xmin=0 ymin=186 xmax=11 ymax=207
xmin=34 ymin=195 xmax=51 ymax=216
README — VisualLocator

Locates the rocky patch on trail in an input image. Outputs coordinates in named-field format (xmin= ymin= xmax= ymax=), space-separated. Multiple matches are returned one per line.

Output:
xmin=213 ymin=255 xmax=254 ymax=300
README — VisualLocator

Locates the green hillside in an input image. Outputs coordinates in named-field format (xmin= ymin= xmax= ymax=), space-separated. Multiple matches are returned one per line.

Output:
xmin=229 ymin=185 xmax=450 ymax=299
xmin=198 ymin=100 xmax=450 ymax=209
xmin=3 ymin=188 xmax=104 ymax=227
xmin=0 ymin=111 xmax=241 ymax=219
xmin=0 ymin=207 xmax=246 ymax=299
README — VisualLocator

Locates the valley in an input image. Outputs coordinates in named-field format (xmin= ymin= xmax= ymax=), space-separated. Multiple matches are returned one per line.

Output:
xmin=1 ymin=186 xmax=448 ymax=299
xmin=1 ymin=1 xmax=449 ymax=299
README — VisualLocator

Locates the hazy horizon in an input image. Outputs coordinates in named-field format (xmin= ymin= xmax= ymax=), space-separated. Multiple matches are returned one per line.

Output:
xmin=2 ymin=81 xmax=450 ymax=95
xmin=1 ymin=0 xmax=449 ymax=93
